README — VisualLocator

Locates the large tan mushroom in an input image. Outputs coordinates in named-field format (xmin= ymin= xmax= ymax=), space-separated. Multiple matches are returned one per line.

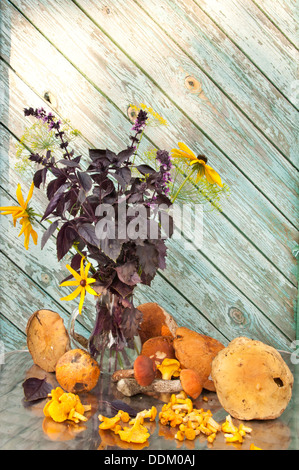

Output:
xmin=137 ymin=302 xmax=178 ymax=344
xmin=173 ymin=327 xmax=225 ymax=391
xmin=26 ymin=309 xmax=71 ymax=372
xmin=211 ymin=337 xmax=294 ymax=420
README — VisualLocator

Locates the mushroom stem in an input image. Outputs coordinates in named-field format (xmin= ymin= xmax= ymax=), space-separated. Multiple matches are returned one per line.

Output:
xmin=111 ymin=369 xmax=135 ymax=382
xmin=116 ymin=378 xmax=183 ymax=397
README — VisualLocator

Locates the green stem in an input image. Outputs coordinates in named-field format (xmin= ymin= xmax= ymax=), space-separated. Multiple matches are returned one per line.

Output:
xmin=72 ymin=243 xmax=97 ymax=274
xmin=171 ymin=168 xmax=196 ymax=204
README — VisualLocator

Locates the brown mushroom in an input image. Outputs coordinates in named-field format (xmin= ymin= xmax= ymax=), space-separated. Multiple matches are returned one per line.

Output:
xmin=180 ymin=369 xmax=203 ymax=400
xmin=26 ymin=309 xmax=71 ymax=372
xmin=211 ymin=337 xmax=294 ymax=420
xmin=141 ymin=336 xmax=176 ymax=368
xmin=173 ymin=327 xmax=225 ymax=391
xmin=133 ymin=355 xmax=156 ymax=387
xmin=137 ymin=303 xmax=178 ymax=344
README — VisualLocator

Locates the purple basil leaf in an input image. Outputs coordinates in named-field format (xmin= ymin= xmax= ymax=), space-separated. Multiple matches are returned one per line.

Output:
xmin=136 ymin=243 xmax=158 ymax=277
xmin=77 ymin=171 xmax=93 ymax=193
xmin=116 ymin=166 xmax=131 ymax=185
xmin=89 ymin=148 xmax=106 ymax=160
xmin=22 ymin=377 xmax=52 ymax=403
xmin=41 ymin=192 xmax=64 ymax=222
xmin=116 ymin=261 xmax=141 ymax=286
xmin=112 ymin=172 xmax=126 ymax=190
xmin=57 ymin=159 xmax=80 ymax=168
xmin=136 ymin=164 xmax=156 ymax=175
xmin=99 ymin=238 xmax=122 ymax=262
xmin=41 ymin=220 xmax=59 ymax=249
xmin=116 ymin=147 xmax=135 ymax=164
xmin=33 ymin=168 xmax=44 ymax=188
xmin=56 ymin=221 xmax=78 ymax=261
xmin=78 ymin=223 xmax=99 ymax=246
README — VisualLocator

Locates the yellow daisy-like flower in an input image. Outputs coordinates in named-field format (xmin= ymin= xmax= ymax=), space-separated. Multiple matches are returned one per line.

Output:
xmin=0 ymin=182 xmax=38 ymax=250
xmin=171 ymin=142 xmax=223 ymax=187
xmin=60 ymin=256 xmax=99 ymax=314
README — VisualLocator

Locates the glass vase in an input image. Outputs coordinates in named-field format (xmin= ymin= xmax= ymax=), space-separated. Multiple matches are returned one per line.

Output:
xmin=68 ymin=291 xmax=142 ymax=374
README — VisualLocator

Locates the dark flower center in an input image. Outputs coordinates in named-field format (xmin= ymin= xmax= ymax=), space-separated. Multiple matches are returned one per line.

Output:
xmin=80 ymin=279 xmax=87 ymax=287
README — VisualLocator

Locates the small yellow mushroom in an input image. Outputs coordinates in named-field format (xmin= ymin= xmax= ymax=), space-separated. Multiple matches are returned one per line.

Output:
xmin=98 ymin=414 xmax=121 ymax=430
xmin=174 ymin=430 xmax=185 ymax=441
xmin=221 ymin=415 xmax=238 ymax=434
xmin=118 ymin=416 xmax=150 ymax=444
xmin=43 ymin=388 xmax=90 ymax=424
xmin=157 ymin=358 xmax=181 ymax=380
xmin=224 ymin=432 xmax=243 ymax=443
xmin=207 ymin=432 xmax=216 ymax=443
xmin=184 ymin=428 xmax=196 ymax=440
xmin=172 ymin=398 xmax=193 ymax=414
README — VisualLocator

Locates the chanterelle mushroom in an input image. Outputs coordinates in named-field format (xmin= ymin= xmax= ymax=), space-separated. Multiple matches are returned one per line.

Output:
xmin=211 ymin=337 xmax=294 ymax=420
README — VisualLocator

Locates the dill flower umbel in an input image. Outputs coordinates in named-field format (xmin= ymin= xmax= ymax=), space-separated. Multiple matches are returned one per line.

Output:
xmin=0 ymin=182 xmax=38 ymax=250
xmin=128 ymin=103 xmax=167 ymax=127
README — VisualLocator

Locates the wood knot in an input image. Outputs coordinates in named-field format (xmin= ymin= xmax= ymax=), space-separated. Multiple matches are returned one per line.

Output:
xmin=44 ymin=91 xmax=58 ymax=108
xmin=127 ymin=105 xmax=138 ymax=122
xmin=103 ymin=6 xmax=111 ymax=14
xmin=41 ymin=273 xmax=50 ymax=284
xmin=184 ymin=75 xmax=202 ymax=93
xmin=228 ymin=307 xmax=245 ymax=324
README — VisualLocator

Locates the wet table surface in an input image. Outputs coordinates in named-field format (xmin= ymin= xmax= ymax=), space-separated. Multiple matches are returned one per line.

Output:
xmin=0 ymin=350 xmax=298 ymax=450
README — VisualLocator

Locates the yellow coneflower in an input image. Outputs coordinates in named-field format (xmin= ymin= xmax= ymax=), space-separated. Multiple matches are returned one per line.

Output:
xmin=0 ymin=182 xmax=38 ymax=250
xmin=60 ymin=256 xmax=100 ymax=314
xmin=171 ymin=142 xmax=223 ymax=187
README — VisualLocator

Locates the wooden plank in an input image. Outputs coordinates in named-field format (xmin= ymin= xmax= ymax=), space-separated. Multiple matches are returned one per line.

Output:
xmin=1 ymin=4 xmax=298 ymax=346
xmin=1 ymin=54 xmax=296 ymax=342
xmin=252 ymin=0 xmax=298 ymax=49
xmin=0 ymin=87 xmax=295 ymax=351
xmin=1 ymin=8 xmax=297 ymax=339
xmin=0 ymin=314 xmax=27 ymax=352
xmin=70 ymin=0 xmax=298 ymax=225
xmin=136 ymin=0 xmax=298 ymax=164
xmin=1 ymin=2 xmax=297 ymax=288
xmin=196 ymin=0 xmax=299 ymax=107
xmin=10 ymin=0 xmax=298 ymax=228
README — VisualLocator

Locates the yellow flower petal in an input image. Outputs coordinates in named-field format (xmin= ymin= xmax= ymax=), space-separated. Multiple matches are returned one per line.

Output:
xmin=60 ymin=280 xmax=80 ymax=287
xmin=65 ymin=264 xmax=82 ymax=282
xmin=60 ymin=285 xmax=82 ymax=301
xmin=204 ymin=165 xmax=223 ymax=187
xmin=30 ymin=227 xmax=38 ymax=245
xmin=18 ymin=218 xmax=30 ymax=237
xmin=80 ymin=256 xmax=86 ymax=278
xmin=25 ymin=182 xmax=34 ymax=206
xmin=85 ymin=284 xmax=100 ymax=296
xmin=16 ymin=183 xmax=26 ymax=208
xmin=84 ymin=262 xmax=92 ymax=279
xmin=177 ymin=142 xmax=197 ymax=160
xmin=78 ymin=289 xmax=85 ymax=314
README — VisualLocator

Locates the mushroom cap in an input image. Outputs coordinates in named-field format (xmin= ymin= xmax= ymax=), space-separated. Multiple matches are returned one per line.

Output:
xmin=26 ymin=309 xmax=71 ymax=372
xmin=180 ymin=369 xmax=203 ymax=399
xmin=134 ymin=355 xmax=156 ymax=387
xmin=137 ymin=303 xmax=178 ymax=344
xmin=141 ymin=336 xmax=176 ymax=368
xmin=211 ymin=337 xmax=294 ymax=420
xmin=173 ymin=327 xmax=225 ymax=391
xmin=55 ymin=349 xmax=100 ymax=393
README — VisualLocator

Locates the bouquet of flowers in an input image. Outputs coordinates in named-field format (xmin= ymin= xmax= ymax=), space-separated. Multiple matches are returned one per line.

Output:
xmin=0 ymin=104 xmax=229 ymax=372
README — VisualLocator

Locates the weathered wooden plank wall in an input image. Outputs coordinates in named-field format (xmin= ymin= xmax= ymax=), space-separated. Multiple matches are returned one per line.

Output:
xmin=0 ymin=0 xmax=298 ymax=353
